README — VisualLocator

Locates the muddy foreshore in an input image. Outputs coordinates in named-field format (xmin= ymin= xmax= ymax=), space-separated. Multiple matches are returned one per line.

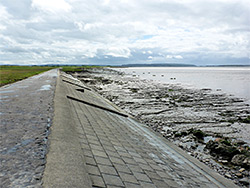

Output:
xmin=69 ymin=68 xmax=250 ymax=187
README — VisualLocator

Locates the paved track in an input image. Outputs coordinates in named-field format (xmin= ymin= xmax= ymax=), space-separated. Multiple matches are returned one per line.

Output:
xmin=43 ymin=71 xmax=237 ymax=188
xmin=0 ymin=69 xmax=57 ymax=187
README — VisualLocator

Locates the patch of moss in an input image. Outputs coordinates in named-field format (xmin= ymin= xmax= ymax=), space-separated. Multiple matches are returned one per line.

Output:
xmin=188 ymin=129 xmax=206 ymax=140
xmin=130 ymin=88 xmax=139 ymax=93
xmin=220 ymin=139 xmax=232 ymax=146
xmin=239 ymin=116 xmax=250 ymax=123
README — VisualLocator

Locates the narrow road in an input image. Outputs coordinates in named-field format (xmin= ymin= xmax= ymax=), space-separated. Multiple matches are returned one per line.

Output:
xmin=0 ymin=69 xmax=58 ymax=187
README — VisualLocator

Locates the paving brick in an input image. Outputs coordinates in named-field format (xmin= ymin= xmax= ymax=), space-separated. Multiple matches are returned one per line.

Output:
xmin=80 ymin=142 xmax=90 ymax=150
xmin=119 ymin=172 xmax=139 ymax=184
xmin=107 ymin=186 xmax=125 ymax=188
xmin=133 ymin=172 xmax=151 ymax=183
xmin=90 ymin=144 xmax=104 ymax=151
xmin=101 ymin=138 xmax=113 ymax=144
xmin=114 ymin=146 xmax=127 ymax=152
xmin=85 ymin=156 xmax=96 ymax=166
xmin=151 ymin=179 xmax=167 ymax=188
xmin=110 ymin=156 xmax=126 ymax=165
xmin=113 ymin=164 xmax=132 ymax=174
xmin=138 ymin=164 xmax=154 ymax=172
xmin=99 ymin=164 xmax=118 ymax=175
xmin=118 ymin=151 xmax=132 ymax=158
xmin=88 ymin=139 xmax=101 ymax=146
xmin=106 ymin=150 xmax=120 ymax=158
xmin=89 ymin=174 xmax=106 ymax=188
xmin=92 ymin=149 xmax=108 ymax=158
xmin=95 ymin=156 xmax=112 ymax=166
xmin=122 ymin=157 xmax=137 ymax=165
xmin=110 ymin=141 xmax=123 ymax=147
xmin=155 ymin=170 xmax=173 ymax=179
xmin=149 ymin=163 xmax=163 ymax=171
xmin=86 ymin=164 xmax=101 ymax=176
xmin=103 ymin=145 xmax=117 ymax=152
xmin=133 ymin=157 xmax=148 ymax=165
xmin=127 ymin=164 xmax=144 ymax=173
xmin=144 ymin=171 xmax=162 ymax=180
xmin=83 ymin=149 xmax=94 ymax=158
xmin=102 ymin=174 xmax=124 ymax=187
xmin=163 ymin=178 xmax=181 ymax=188
xmin=124 ymin=182 xmax=142 ymax=188
xmin=139 ymin=181 xmax=157 ymax=188
xmin=86 ymin=134 xmax=98 ymax=140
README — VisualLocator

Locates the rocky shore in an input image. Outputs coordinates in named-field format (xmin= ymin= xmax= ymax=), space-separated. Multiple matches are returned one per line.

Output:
xmin=69 ymin=68 xmax=250 ymax=187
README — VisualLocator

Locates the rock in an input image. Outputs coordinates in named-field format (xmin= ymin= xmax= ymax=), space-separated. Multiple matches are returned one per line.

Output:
xmin=231 ymin=154 xmax=247 ymax=166
xmin=225 ymin=173 xmax=232 ymax=178
xmin=239 ymin=178 xmax=249 ymax=186
xmin=243 ymin=157 xmax=250 ymax=167
xmin=205 ymin=140 xmax=240 ymax=160
xmin=221 ymin=160 xmax=228 ymax=164
xmin=235 ymin=173 xmax=243 ymax=178
xmin=239 ymin=168 xmax=245 ymax=172
xmin=214 ymin=138 xmax=223 ymax=142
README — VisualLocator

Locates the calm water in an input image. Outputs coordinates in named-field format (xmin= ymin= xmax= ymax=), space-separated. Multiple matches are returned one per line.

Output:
xmin=115 ymin=67 xmax=250 ymax=104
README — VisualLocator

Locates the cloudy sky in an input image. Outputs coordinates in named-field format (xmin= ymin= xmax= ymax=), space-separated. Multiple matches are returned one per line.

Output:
xmin=0 ymin=0 xmax=249 ymax=65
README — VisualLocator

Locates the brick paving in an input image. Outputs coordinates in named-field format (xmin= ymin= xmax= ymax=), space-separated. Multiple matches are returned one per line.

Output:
xmin=44 ymin=72 xmax=237 ymax=188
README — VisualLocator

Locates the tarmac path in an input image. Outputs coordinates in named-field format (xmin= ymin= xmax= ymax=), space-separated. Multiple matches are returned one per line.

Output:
xmin=0 ymin=69 xmax=57 ymax=187
xmin=43 ymin=71 xmax=238 ymax=188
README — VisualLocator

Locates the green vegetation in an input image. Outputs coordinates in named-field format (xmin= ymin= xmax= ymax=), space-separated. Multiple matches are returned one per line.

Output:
xmin=0 ymin=66 xmax=54 ymax=87
xmin=130 ymin=88 xmax=139 ymax=93
xmin=61 ymin=65 xmax=101 ymax=72
xmin=0 ymin=65 xmax=104 ymax=87
xmin=239 ymin=116 xmax=250 ymax=124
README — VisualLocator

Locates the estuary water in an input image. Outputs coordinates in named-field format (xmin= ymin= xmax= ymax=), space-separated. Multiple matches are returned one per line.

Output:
xmin=115 ymin=67 xmax=250 ymax=104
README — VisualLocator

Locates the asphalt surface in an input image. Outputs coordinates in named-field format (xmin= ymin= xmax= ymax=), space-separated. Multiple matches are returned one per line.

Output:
xmin=0 ymin=69 xmax=57 ymax=188
xmin=43 ymin=71 xmax=238 ymax=188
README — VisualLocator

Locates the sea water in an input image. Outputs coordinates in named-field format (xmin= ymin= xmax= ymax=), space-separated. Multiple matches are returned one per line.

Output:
xmin=115 ymin=67 xmax=250 ymax=104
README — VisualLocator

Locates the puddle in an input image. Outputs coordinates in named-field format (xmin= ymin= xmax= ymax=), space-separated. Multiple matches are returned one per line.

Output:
xmin=195 ymin=145 xmax=205 ymax=152
xmin=0 ymin=90 xmax=14 ymax=94
xmin=16 ymin=85 xmax=28 ymax=89
xmin=204 ymin=136 xmax=216 ymax=143
xmin=0 ymin=96 xmax=9 ymax=99
xmin=39 ymin=85 xmax=51 ymax=91
xmin=3 ymin=139 xmax=34 ymax=154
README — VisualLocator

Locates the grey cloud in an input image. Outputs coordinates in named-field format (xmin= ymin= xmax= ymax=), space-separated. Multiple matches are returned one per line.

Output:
xmin=1 ymin=0 xmax=32 ymax=19
xmin=0 ymin=0 xmax=249 ymax=65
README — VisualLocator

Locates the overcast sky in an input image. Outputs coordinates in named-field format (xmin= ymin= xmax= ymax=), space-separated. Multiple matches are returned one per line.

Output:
xmin=0 ymin=0 xmax=249 ymax=65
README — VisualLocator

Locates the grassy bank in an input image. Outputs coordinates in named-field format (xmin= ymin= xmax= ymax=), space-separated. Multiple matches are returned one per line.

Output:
xmin=61 ymin=65 xmax=101 ymax=72
xmin=0 ymin=66 xmax=54 ymax=87
xmin=0 ymin=65 xmax=103 ymax=87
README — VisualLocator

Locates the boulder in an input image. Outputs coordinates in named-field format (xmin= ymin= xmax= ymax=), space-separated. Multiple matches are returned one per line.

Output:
xmin=231 ymin=154 xmax=247 ymax=166
xmin=239 ymin=178 xmax=249 ymax=186
xmin=205 ymin=140 xmax=240 ymax=160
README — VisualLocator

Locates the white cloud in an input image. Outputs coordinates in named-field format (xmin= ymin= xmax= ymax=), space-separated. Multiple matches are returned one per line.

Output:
xmin=166 ymin=55 xmax=183 ymax=59
xmin=0 ymin=0 xmax=249 ymax=65
xmin=106 ymin=47 xmax=131 ymax=58
xmin=31 ymin=0 xmax=71 ymax=13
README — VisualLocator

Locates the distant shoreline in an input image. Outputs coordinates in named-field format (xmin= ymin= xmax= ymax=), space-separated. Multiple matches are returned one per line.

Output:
xmin=1 ymin=64 xmax=250 ymax=68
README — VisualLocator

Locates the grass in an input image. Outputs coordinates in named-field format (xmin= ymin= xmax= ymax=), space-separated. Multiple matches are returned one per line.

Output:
xmin=61 ymin=65 xmax=101 ymax=72
xmin=0 ymin=65 xmax=104 ymax=87
xmin=0 ymin=66 xmax=54 ymax=87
